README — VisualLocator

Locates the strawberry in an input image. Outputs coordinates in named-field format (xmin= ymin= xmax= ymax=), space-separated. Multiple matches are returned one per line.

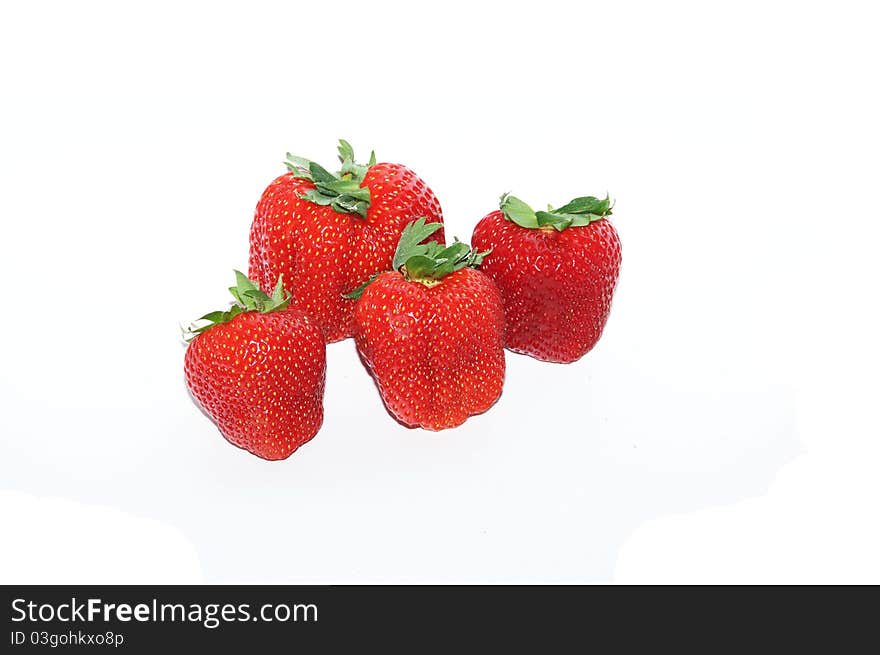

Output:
xmin=183 ymin=272 xmax=326 ymax=460
xmin=471 ymin=193 xmax=621 ymax=363
xmin=248 ymin=140 xmax=444 ymax=343
xmin=350 ymin=219 xmax=505 ymax=430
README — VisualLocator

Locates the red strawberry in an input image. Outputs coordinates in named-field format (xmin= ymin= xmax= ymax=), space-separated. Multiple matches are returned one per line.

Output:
xmin=184 ymin=272 xmax=326 ymax=460
xmin=248 ymin=140 xmax=444 ymax=343
xmin=471 ymin=193 xmax=621 ymax=363
xmin=351 ymin=219 xmax=505 ymax=430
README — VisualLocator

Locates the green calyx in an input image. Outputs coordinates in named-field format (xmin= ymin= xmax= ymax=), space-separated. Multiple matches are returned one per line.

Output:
xmin=183 ymin=271 xmax=291 ymax=341
xmin=344 ymin=218 xmax=490 ymax=298
xmin=393 ymin=218 xmax=488 ymax=283
xmin=500 ymin=192 xmax=613 ymax=232
xmin=284 ymin=139 xmax=377 ymax=218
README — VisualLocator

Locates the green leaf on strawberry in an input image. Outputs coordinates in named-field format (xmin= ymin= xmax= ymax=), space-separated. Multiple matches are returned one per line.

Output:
xmin=392 ymin=218 xmax=489 ymax=286
xmin=284 ymin=139 xmax=375 ymax=218
xmin=342 ymin=272 xmax=382 ymax=300
xmin=391 ymin=216 xmax=444 ymax=270
xmin=344 ymin=219 xmax=489 ymax=298
xmin=183 ymin=271 xmax=291 ymax=341
xmin=393 ymin=220 xmax=489 ymax=285
xmin=500 ymin=192 xmax=613 ymax=232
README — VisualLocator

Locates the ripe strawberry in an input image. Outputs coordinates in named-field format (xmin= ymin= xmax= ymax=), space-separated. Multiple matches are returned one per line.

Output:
xmin=351 ymin=219 xmax=505 ymax=430
xmin=471 ymin=193 xmax=621 ymax=363
xmin=248 ymin=140 xmax=444 ymax=343
xmin=184 ymin=272 xmax=326 ymax=460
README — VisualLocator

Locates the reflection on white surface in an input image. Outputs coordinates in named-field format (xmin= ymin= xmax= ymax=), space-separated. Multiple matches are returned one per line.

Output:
xmin=0 ymin=335 xmax=799 ymax=582
xmin=0 ymin=491 xmax=202 ymax=584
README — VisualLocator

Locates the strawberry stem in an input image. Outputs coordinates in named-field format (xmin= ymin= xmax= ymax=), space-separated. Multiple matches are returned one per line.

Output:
xmin=284 ymin=139 xmax=376 ymax=218
xmin=183 ymin=271 xmax=291 ymax=341
xmin=344 ymin=219 xmax=488 ymax=298
xmin=500 ymin=192 xmax=613 ymax=231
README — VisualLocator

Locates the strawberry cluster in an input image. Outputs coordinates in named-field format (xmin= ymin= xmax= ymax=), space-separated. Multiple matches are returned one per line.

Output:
xmin=184 ymin=141 xmax=621 ymax=460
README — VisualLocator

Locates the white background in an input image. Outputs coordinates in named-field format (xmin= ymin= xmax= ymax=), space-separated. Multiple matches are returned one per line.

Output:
xmin=1 ymin=1 xmax=877 ymax=583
